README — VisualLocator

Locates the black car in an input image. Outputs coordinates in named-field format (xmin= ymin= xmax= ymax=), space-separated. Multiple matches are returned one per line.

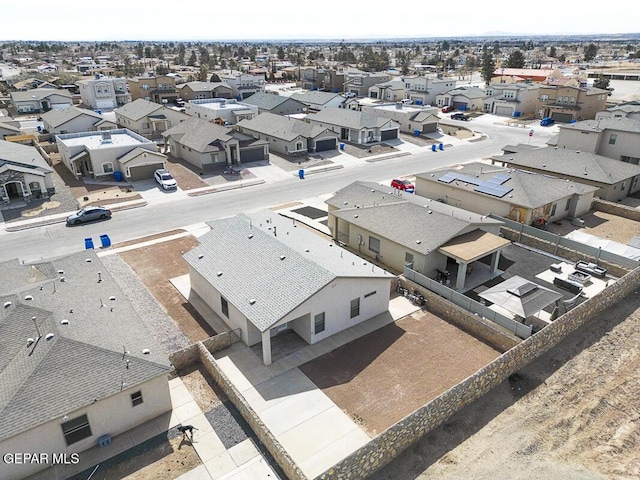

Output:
xmin=451 ymin=113 xmax=470 ymax=121
xmin=66 ymin=206 xmax=112 ymax=225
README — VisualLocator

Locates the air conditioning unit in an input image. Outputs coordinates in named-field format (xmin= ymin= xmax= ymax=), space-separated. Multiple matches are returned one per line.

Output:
xmin=356 ymin=234 xmax=364 ymax=246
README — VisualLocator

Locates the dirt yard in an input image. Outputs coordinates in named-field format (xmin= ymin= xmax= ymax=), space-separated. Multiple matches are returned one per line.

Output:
xmin=544 ymin=210 xmax=640 ymax=244
xmin=371 ymin=291 xmax=640 ymax=480
xmin=300 ymin=311 xmax=501 ymax=436
xmin=117 ymin=235 xmax=216 ymax=342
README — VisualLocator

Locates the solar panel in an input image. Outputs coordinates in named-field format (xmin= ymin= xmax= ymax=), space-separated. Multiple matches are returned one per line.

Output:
xmin=485 ymin=173 xmax=511 ymax=185
xmin=455 ymin=173 xmax=481 ymax=185
xmin=437 ymin=172 xmax=458 ymax=184
xmin=474 ymin=184 xmax=513 ymax=198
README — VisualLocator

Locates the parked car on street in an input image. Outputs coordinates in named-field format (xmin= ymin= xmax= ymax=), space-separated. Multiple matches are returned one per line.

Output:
xmin=451 ymin=113 xmax=470 ymax=121
xmin=66 ymin=206 xmax=111 ymax=225
xmin=441 ymin=106 xmax=454 ymax=113
xmin=154 ymin=169 xmax=178 ymax=190
xmin=540 ymin=117 xmax=555 ymax=126
xmin=391 ymin=178 xmax=415 ymax=193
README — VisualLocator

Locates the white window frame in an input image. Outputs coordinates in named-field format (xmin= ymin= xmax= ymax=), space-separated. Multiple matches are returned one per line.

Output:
xmin=102 ymin=162 xmax=114 ymax=174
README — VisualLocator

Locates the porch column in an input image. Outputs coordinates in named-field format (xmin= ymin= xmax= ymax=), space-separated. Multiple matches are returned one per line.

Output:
xmin=490 ymin=251 xmax=501 ymax=273
xmin=261 ymin=330 xmax=272 ymax=366
xmin=456 ymin=261 xmax=467 ymax=290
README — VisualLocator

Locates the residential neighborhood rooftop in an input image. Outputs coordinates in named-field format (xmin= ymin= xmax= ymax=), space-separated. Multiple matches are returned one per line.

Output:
xmin=56 ymin=129 xmax=152 ymax=149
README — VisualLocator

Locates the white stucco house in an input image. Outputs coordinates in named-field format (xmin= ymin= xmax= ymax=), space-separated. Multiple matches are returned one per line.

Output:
xmin=0 ymin=250 xmax=173 ymax=480
xmin=0 ymin=140 xmax=55 ymax=204
xmin=184 ymin=211 xmax=393 ymax=365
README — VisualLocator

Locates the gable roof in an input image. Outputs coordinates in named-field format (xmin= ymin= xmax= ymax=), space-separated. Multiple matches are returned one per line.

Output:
xmin=162 ymin=117 xmax=235 ymax=153
xmin=492 ymin=147 xmax=640 ymax=185
xmin=41 ymin=106 xmax=102 ymax=129
xmin=444 ymin=85 xmax=486 ymax=99
xmin=559 ymin=117 xmax=640 ymax=134
xmin=307 ymin=108 xmax=398 ymax=130
xmin=114 ymin=98 xmax=163 ymax=121
xmin=0 ymin=122 xmax=21 ymax=134
xmin=242 ymin=92 xmax=303 ymax=110
xmin=177 ymin=81 xmax=232 ymax=93
xmin=0 ymin=140 xmax=53 ymax=174
xmin=290 ymin=91 xmax=342 ymax=107
xmin=238 ymin=112 xmax=335 ymax=141
xmin=10 ymin=88 xmax=72 ymax=102
xmin=417 ymin=162 xmax=598 ymax=208
xmin=184 ymin=212 xmax=390 ymax=332
xmin=0 ymin=251 xmax=171 ymax=442
xmin=117 ymin=147 xmax=167 ymax=164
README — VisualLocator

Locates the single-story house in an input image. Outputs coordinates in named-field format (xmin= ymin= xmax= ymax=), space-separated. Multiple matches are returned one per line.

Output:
xmin=114 ymin=99 xmax=190 ymax=140
xmin=56 ymin=129 xmax=168 ymax=181
xmin=0 ymin=140 xmax=55 ymax=204
xmin=0 ymin=121 xmax=21 ymax=140
xmin=306 ymin=108 xmax=400 ymax=144
xmin=361 ymin=103 xmax=440 ymax=134
xmin=415 ymin=162 xmax=599 ymax=225
xmin=236 ymin=111 xmax=339 ymax=156
xmin=491 ymin=145 xmax=640 ymax=202
xmin=176 ymin=81 xmax=234 ymax=101
xmin=367 ymin=80 xmax=406 ymax=102
xmin=435 ymin=85 xmax=486 ymax=111
xmin=326 ymin=181 xmax=509 ymax=290
xmin=0 ymin=250 xmax=173 ymax=480
xmin=184 ymin=211 xmax=392 ymax=365
xmin=41 ymin=107 xmax=106 ymax=135
xmin=241 ymin=92 xmax=307 ymax=116
xmin=184 ymin=99 xmax=258 ymax=125
xmin=163 ymin=117 xmax=268 ymax=169
xmin=289 ymin=91 xmax=344 ymax=112
xmin=10 ymin=88 xmax=73 ymax=113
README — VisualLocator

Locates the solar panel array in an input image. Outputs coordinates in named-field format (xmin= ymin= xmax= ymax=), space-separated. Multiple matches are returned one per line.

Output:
xmin=437 ymin=171 xmax=513 ymax=198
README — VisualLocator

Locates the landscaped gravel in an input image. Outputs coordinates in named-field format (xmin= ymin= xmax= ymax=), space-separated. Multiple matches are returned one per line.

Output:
xmin=100 ymin=253 xmax=191 ymax=354
xmin=204 ymin=401 xmax=253 ymax=449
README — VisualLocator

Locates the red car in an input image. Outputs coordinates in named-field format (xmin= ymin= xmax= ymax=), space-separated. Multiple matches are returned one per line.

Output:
xmin=441 ymin=105 xmax=454 ymax=113
xmin=391 ymin=178 xmax=415 ymax=193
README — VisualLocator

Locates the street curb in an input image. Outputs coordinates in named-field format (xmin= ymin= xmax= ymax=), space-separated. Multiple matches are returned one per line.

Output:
xmin=365 ymin=152 xmax=413 ymax=163
xmin=4 ymin=200 xmax=148 ymax=232
xmin=186 ymin=179 xmax=265 ymax=197
xmin=290 ymin=164 xmax=344 ymax=177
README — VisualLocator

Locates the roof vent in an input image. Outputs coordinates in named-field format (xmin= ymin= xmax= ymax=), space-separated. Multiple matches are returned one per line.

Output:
xmin=57 ymin=270 xmax=64 ymax=275
xmin=60 ymin=276 xmax=66 ymax=282
xmin=61 ymin=319 xmax=69 ymax=325
xmin=416 ymin=240 xmax=422 ymax=244
xmin=354 ymin=214 xmax=359 ymax=218
xmin=576 ymin=150 xmax=581 ymax=154
xmin=142 ymin=348 xmax=151 ymax=355
xmin=45 ymin=333 xmax=54 ymax=340
xmin=24 ymin=295 xmax=33 ymax=301
xmin=109 ymin=296 xmax=116 ymax=301
xmin=86 ymin=258 xmax=92 ymax=262
xmin=248 ymin=234 xmax=254 ymax=239
xmin=198 ymin=254 xmax=204 ymax=259
xmin=217 ymin=271 xmax=223 ymax=277
xmin=542 ymin=164 xmax=546 ymax=167
xmin=280 ymin=255 xmax=286 ymax=260
xmin=249 ymin=299 xmax=256 ymax=305
xmin=4 ymin=301 xmax=11 ymax=308
xmin=305 ymin=249 xmax=310 ymax=252
xmin=27 ymin=338 xmax=35 ymax=347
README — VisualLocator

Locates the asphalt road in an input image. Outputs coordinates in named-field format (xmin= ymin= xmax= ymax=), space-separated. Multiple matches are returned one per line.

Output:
xmin=0 ymin=115 xmax=558 ymax=264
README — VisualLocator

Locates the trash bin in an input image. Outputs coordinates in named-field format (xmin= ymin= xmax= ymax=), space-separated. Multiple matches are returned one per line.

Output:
xmin=431 ymin=144 xmax=437 ymax=152
xmin=414 ymin=130 xmax=421 ymax=137
xmin=85 ymin=238 xmax=94 ymax=250
xmin=298 ymin=169 xmax=305 ymax=179
xmin=100 ymin=234 xmax=111 ymax=248
xmin=113 ymin=171 xmax=123 ymax=182
xmin=439 ymin=143 xmax=444 ymax=150
xmin=339 ymin=143 xmax=345 ymax=150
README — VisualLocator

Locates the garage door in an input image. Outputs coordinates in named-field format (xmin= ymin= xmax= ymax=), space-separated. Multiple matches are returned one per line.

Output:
xmin=421 ymin=123 xmax=437 ymax=134
xmin=241 ymin=147 xmax=266 ymax=162
xmin=380 ymin=129 xmax=398 ymax=141
xmin=315 ymin=138 xmax=337 ymax=152
xmin=495 ymin=106 xmax=513 ymax=117
xmin=453 ymin=101 xmax=467 ymax=110
xmin=96 ymin=100 xmax=115 ymax=109
xmin=551 ymin=112 xmax=573 ymax=123
xmin=129 ymin=163 xmax=164 ymax=181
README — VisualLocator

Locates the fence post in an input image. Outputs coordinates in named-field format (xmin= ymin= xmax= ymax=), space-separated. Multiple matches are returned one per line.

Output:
xmin=518 ymin=223 xmax=524 ymax=243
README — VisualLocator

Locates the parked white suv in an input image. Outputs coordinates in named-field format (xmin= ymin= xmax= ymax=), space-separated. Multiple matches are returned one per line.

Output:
xmin=154 ymin=169 xmax=177 ymax=190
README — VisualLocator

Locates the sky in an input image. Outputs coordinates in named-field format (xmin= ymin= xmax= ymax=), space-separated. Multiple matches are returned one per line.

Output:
xmin=2 ymin=2 xmax=639 ymax=42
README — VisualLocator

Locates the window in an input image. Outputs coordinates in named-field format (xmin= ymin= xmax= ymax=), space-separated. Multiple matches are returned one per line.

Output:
xmin=364 ymin=290 xmax=377 ymax=298
xmin=550 ymin=203 xmax=557 ymax=216
xmin=131 ymin=391 xmax=143 ymax=407
xmin=102 ymin=163 xmax=114 ymax=174
xmin=62 ymin=414 xmax=92 ymax=446
xmin=142 ymin=122 xmax=150 ymax=129
xmin=565 ymin=198 xmax=571 ymax=211
xmin=350 ymin=298 xmax=360 ymax=318
xmin=405 ymin=252 xmax=414 ymax=267
xmin=540 ymin=94 xmax=549 ymax=101
xmin=314 ymin=312 xmax=325 ymax=334
xmin=221 ymin=296 xmax=229 ymax=317
xmin=142 ymin=84 xmax=150 ymax=90
xmin=368 ymin=236 xmax=380 ymax=253
xmin=609 ymin=134 xmax=617 ymax=145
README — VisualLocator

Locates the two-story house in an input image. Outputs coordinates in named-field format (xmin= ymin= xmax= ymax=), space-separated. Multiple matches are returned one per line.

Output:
xmin=114 ymin=99 xmax=190 ymax=140
xmin=77 ymin=76 xmax=130 ymax=110
xmin=368 ymin=80 xmax=406 ymax=102
xmin=176 ymin=81 xmax=234 ymax=102
xmin=402 ymin=76 xmax=456 ymax=106
xmin=535 ymin=82 xmax=608 ymax=122
xmin=10 ymin=88 xmax=73 ymax=113
xmin=344 ymin=71 xmax=391 ymax=97
xmin=127 ymin=75 xmax=178 ymax=104
xmin=435 ymin=85 xmax=486 ymax=111
xmin=483 ymin=83 xmax=540 ymax=117
xmin=216 ymin=71 xmax=266 ymax=99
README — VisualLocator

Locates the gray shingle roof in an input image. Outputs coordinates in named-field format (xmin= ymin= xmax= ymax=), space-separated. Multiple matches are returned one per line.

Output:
xmin=184 ymin=212 xmax=390 ymax=332
xmin=491 ymin=147 xmax=640 ymax=185
xmin=307 ymin=108 xmax=397 ymax=130
xmin=0 ymin=250 xmax=171 ymax=442
xmin=242 ymin=92 xmax=302 ymax=111
xmin=0 ymin=121 xmax=20 ymax=133
xmin=162 ymin=117 xmax=234 ymax=152
xmin=290 ymin=91 xmax=341 ymax=106
xmin=238 ymin=112 xmax=334 ymax=141
xmin=0 ymin=140 xmax=53 ymax=174
xmin=177 ymin=81 xmax=231 ymax=93
xmin=10 ymin=88 xmax=72 ymax=102
xmin=559 ymin=116 xmax=640 ymax=134
xmin=114 ymin=98 xmax=163 ymax=121
xmin=41 ymin=106 xmax=102 ymax=128
xmin=417 ymin=162 xmax=598 ymax=208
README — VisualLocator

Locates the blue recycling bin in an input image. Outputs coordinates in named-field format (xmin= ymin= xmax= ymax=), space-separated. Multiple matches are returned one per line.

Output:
xmin=298 ymin=169 xmax=305 ymax=179
xmin=414 ymin=130 xmax=421 ymax=137
xmin=439 ymin=143 xmax=444 ymax=150
xmin=100 ymin=235 xmax=111 ymax=248
xmin=85 ymin=238 xmax=94 ymax=249
xmin=114 ymin=171 xmax=123 ymax=182
xmin=431 ymin=144 xmax=437 ymax=152
xmin=339 ymin=143 xmax=345 ymax=150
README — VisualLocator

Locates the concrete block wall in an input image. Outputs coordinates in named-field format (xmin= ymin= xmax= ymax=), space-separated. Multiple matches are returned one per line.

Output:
xmin=398 ymin=278 xmax=520 ymax=353
xmin=169 ymin=330 xmax=237 ymax=371
xmin=316 ymin=266 xmax=639 ymax=480
xmin=593 ymin=198 xmax=640 ymax=222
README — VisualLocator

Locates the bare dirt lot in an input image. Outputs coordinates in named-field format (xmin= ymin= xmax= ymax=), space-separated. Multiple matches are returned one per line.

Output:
xmin=544 ymin=210 xmax=640 ymax=244
xmin=300 ymin=311 xmax=501 ymax=437
xmin=118 ymin=235 xmax=216 ymax=342
xmin=371 ymin=291 xmax=640 ymax=480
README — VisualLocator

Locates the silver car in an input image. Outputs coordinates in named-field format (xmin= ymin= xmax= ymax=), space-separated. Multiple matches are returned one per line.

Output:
xmin=66 ymin=206 xmax=112 ymax=225
xmin=154 ymin=169 xmax=177 ymax=190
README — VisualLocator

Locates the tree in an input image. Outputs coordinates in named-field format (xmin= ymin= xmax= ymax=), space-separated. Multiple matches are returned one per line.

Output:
xmin=593 ymin=75 xmax=613 ymax=95
xmin=187 ymin=50 xmax=197 ymax=66
xmin=558 ymin=53 xmax=566 ymax=63
xmin=506 ymin=49 xmax=526 ymax=68
xmin=584 ymin=43 xmax=598 ymax=61
xmin=155 ymin=64 xmax=169 ymax=76
xmin=177 ymin=44 xmax=186 ymax=65
xmin=277 ymin=46 xmax=285 ymax=60
xmin=549 ymin=46 xmax=557 ymax=58
xmin=144 ymin=46 xmax=152 ymax=58
xmin=481 ymin=49 xmax=495 ymax=85
xmin=198 ymin=65 xmax=208 ymax=82
xmin=134 ymin=43 xmax=144 ymax=59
